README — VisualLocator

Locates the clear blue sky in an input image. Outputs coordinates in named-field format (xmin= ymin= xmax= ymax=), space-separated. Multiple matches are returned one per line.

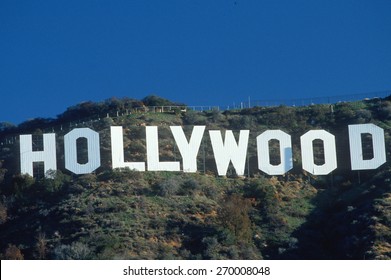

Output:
xmin=1 ymin=0 xmax=391 ymax=124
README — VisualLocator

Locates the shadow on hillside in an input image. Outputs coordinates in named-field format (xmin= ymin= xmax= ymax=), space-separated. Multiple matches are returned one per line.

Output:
xmin=279 ymin=169 xmax=391 ymax=260
xmin=165 ymin=219 xmax=217 ymax=257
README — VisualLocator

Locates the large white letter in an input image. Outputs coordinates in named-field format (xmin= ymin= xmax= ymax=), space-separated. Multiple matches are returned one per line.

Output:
xmin=20 ymin=133 xmax=57 ymax=177
xmin=300 ymin=130 xmax=337 ymax=175
xmin=348 ymin=124 xmax=386 ymax=170
xmin=110 ymin=126 xmax=145 ymax=171
xmin=209 ymin=130 xmax=249 ymax=176
xmin=146 ymin=126 xmax=180 ymax=171
xmin=170 ymin=126 xmax=205 ymax=173
xmin=64 ymin=128 xmax=101 ymax=174
xmin=257 ymin=130 xmax=293 ymax=175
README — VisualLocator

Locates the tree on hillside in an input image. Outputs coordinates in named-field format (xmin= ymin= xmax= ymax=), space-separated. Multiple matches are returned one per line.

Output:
xmin=219 ymin=194 xmax=252 ymax=243
xmin=0 ymin=122 xmax=16 ymax=132
xmin=142 ymin=95 xmax=184 ymax=107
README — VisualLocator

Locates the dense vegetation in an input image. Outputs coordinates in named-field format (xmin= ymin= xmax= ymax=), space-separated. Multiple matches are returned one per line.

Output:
xmin=0 ymin=95 xmax=391 ymax=259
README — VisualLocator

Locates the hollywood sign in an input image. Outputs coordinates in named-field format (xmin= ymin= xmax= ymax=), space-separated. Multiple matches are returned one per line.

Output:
xmin=19 ymin=124 xmax=386 ymax=177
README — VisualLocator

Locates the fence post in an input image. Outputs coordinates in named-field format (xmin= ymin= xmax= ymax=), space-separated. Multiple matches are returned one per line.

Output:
xmin=203 ymin=138 xmax=206 ymax=174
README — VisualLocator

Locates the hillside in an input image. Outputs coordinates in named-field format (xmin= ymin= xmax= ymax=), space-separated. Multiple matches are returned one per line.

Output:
xmin=0 ymin=95 xmax=391 ymax=260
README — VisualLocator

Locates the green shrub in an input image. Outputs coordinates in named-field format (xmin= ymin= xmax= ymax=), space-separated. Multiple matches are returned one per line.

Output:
xmin=155 ymin=177 xmax=182 ymax=197
xmin=40 ymin=170 xmax=71 ymax=192
xmin=12 ymin=174 xmax=35 ymax=196
xmin=54 ymin=242 xmax=91 ymax=260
